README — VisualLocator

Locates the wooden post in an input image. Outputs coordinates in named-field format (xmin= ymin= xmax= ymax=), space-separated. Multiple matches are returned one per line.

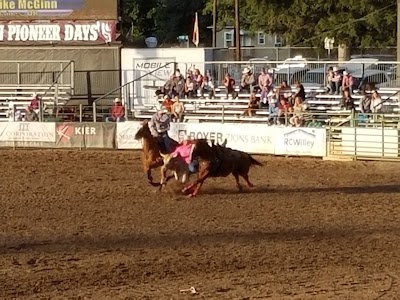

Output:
xmin=234 ymin=0 xmax=241 ymax=61
xmin=212 ymin=0 xmax=217 ymax=48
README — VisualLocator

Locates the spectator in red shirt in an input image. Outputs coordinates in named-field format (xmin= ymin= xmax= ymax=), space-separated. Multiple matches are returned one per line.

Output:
xmin=341 ymin=71 xmax=354 ymax=95
xmin=277 ymin=97 xmax=292 ymax=125
xmin=30 ymin=92 xmax=40 ymax=114
xmin=106 ymin=98 xmax=125 ymax=122
xmin=223 ymin=73 xmax=238 ymax=99
xmin=162 ymin=95 xmax=174 ymax=113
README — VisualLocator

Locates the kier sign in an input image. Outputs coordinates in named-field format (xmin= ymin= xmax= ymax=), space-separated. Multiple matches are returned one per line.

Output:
xmin=0 ymin=20 xmax=115 ymax=43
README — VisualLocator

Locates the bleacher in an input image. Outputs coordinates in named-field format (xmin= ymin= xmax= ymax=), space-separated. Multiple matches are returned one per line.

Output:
xmin=0 ymin=85 xmax=72 ymax=121
xmin=132 ymin=85 xmax=400 ymax=127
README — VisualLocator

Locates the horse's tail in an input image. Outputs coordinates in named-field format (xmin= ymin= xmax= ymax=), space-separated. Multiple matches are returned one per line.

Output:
xmin=249 ymin=155 xmax=263 ymax=166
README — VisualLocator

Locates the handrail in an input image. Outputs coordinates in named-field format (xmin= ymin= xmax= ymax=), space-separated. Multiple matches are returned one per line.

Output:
xmin=93 ymin=62 xmax=175 ymax=103
xmin=41 ymin=61 xmax=74 ymax=99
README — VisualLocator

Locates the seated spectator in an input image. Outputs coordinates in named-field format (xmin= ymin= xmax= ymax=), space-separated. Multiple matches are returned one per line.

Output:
xmin=201 ymin=75 xmax=215 ymax=99
xmin=30 ymin=92 xmax=40 ymax=114
xmin=258 ymin=68 xmax=273 ymax=101
xmin=173 ymin=70 xmax=186 ymax=98
xmin=240 ymin=67 xmax=254 ymax=93
xmin=193 ymin=69 xmax=203 ymax=95
xmin=171 ymin=96 xmax=185 ymax=122
xmin=185 ymin=75 xmax=196 ymax=98
xmin=163 ymin=74 xmax=176 ymax=97
xmin=224 ymin=73 xmax=237 ymax=99
xmin=326 ymin=67 xmax=334 ymax=94
xmin=341 ymin=71 xmax=354 ymax=95
xmin=332 ymin=67 xmax=342 ymax=95
xmin=242 ymin=91 xmax=259 ymax=117
xmin=267 ymin=90 xmax=278 ymax=119
xmin=289 ymin=97 xmax=307 ymax=127
xmin=273 ymin=97 xmax=292 ymax=125
xmin=341 ymin=90 xmax=355 ymax=111
xmin=359 ymin=94 xmax=372 ymax=114
xmin=25 ymin=106 xmax=38 ymax=122
xmin=370 ymin=90 xmax=383 ymax=113
xmin=106 ymin=98 xmax=125 ymax=122
xmin=292 ymin=80 xmax=305 ymax=103
xmin=162 ymin=95 xmax=174 ymax=113
xmin=277 ymin=80 xmax=292 ymax=101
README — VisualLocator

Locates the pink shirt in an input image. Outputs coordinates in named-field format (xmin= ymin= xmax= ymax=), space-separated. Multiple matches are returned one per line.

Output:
xmin=342 ymin=75 xmax=353 ymax=87
xmin=258 ymin=73 xmax=272 ymax=87
xmin=172 ymin=143 xmax=193 ymax=164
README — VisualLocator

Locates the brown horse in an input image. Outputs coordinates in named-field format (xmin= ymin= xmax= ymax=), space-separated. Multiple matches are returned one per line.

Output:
xmin=134 ymin=121 xmax=179 ymax=186
xmin=182 ymin=139 xmax=262 ymax=197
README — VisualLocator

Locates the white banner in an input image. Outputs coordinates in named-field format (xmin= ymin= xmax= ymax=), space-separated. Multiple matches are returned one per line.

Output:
xmin=274 ymin=128 xmax=326 ymax=157
xmin=176 ymin=123 xmax=275 ymax=154
xmin=116 ymin=121 xmax=143 ymax=149
xmin=0 ymin=122 xmax=55 ymax=142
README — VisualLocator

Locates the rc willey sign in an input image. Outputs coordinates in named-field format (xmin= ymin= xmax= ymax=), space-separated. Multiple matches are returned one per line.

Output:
xmin=0 ymin=20 xmax=116 ymax=43
xmin=275 ymin=128 xmax=326 ymax=157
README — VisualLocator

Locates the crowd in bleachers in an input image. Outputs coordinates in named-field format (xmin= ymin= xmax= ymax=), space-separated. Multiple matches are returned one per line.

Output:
xmin=146 ymin=65 xmax=400 ymax=127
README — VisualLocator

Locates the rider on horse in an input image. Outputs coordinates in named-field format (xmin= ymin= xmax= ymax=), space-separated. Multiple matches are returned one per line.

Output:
xmin=170 ymin=135 xmax=199 ymax=173
xmin=149 ymin=107 xmax=172 ymax=153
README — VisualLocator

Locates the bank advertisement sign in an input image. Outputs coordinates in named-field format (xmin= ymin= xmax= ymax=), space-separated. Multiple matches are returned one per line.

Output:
xmin=0 ymin=0 xmax=117 ymax=20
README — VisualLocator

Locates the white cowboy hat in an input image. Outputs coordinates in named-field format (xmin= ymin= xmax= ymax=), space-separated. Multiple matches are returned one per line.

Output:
xmin=242 ymin=67 xmax=250 ymax=74
xmin=163 ymin=94 xmax=170 ymax=99
xmin=114 ymin=97 xmax=121 ymax=103
xmin=333 ymin=67 xmax=338 ymax=72
xmin=343 ymin=71 xmax=348 ymax=75
xmin=32 ymin=92 xmax=37 ymax=97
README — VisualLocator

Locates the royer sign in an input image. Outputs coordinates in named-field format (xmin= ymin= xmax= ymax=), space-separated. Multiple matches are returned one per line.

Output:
xmin=0 ymin=20 xmax=116 ymax=42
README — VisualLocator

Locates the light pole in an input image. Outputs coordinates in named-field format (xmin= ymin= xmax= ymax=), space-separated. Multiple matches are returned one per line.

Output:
xmin=212 ymin=0 xmax=217 ymax=48
xmin=234 ymin=0 xmax=241 ymax=61
xmin=397 ymin=0 xmax=400 ymax=83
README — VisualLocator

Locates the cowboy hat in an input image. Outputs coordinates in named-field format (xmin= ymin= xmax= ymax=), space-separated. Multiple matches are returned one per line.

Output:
xmin=114 ymin=97 xmax=121 ymax=103
xmin=343 ymin=71 xmax=348 ymax=76
xmin=242 ymin=67 xmax=251 ymax=74
xmin=333 ymin=67 xmax=338 ymax=72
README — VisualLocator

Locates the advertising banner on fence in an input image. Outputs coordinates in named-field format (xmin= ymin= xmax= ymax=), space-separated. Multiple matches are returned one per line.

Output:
xmin=176 ymin=123 xmax=275 ymax=154
xmin=274 ymin=128 xmax=326 ymax=157
xmin=0 ymin=122 xmax=55 ymax=142
xmin=116 ymin=121 xmax=143 ymax=149
xmin=0 ymin=21 xmax=116 ymax=43
xmin=0 ymin=0 xmax=117 ymax=20
xmin=56 ymin=122 xmax=115 ymax=148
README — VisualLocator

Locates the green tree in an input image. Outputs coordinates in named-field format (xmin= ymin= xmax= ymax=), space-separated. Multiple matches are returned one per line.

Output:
xmin=204 ymin=0 xmax=396 ymax=48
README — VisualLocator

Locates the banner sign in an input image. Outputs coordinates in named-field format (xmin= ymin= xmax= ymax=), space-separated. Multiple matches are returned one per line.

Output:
xmin=274 ymin=128 xmax=326 ymax=157
xmin=56 ymin=122 xmax=115 ymax=148
xmin=116 ymin=121 xmax=143 ymax=149
xmin=175 ymin=123 xmax=275 ymax=154
xmin=0 ymin=21 xmax=116 ymax=43
xmin=0 ymin=122 xmax=55 ymax=142
xmin=0 ymin=0 xmax=117 ymax=20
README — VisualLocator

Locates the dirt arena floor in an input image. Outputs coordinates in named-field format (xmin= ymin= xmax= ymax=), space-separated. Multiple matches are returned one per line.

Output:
xmin=1 ymin=150 xmax=400 ymax=299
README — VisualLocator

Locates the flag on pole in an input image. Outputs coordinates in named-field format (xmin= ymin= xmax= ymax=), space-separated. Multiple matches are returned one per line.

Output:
xmin=192 ymin=12 xmax=199 ymax=47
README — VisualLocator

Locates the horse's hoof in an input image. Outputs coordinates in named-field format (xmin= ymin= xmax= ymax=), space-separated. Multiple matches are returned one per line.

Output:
xmin=248 ymin=183 xmax=254 ymax=188
xmin=187 ymin=193 xmax=196 ymax=198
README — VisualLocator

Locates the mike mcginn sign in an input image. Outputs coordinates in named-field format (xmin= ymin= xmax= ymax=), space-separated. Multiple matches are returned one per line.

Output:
xmin=0 ymin=21 xmax=116 ymax=42
xmin=0 ymin=0 xmax=117 ymax=20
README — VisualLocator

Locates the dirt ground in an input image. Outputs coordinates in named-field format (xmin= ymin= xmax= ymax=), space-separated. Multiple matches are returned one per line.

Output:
xmin=1 ymin=150 xmax=400 ymax=299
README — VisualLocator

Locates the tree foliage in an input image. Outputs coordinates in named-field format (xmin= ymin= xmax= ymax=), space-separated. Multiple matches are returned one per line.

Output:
xmin=204 ymin=0 xmax=396 ymax=47
xmin=121 ymin=0 xmax=396 ymax=48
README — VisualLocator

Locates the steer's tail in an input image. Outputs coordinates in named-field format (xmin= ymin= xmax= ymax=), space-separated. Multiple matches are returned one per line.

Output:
xmin=249 ymin=155 xmax=263 ymax=166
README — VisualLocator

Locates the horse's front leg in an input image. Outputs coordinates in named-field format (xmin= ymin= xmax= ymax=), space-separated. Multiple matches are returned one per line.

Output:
xmin=184 ymin=172 xmax=209 ymax=197
xmin=145 ymin=168 xmax=161 ymax=187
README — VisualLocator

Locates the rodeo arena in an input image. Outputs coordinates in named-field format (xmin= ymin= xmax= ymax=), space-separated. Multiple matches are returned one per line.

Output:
xmin=2 ymin=1 xmax=400 ymax=299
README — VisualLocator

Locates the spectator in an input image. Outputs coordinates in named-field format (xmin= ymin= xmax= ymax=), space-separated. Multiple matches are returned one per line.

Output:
xmin=193 ymin=69 xmax=203 ymax=95
xmin=224 ymin=73 xmax=237 ymax=99
xmin=289 ymin=97 xmax=307 ymax=127
xmin=273 ymin=97 xmax=292 ymax=125
xmin=162 ymin=95 xmax=174 ymax=113
xmin=185 ymin=74 xmax=196 ymax=98
xmin=341 ymin=71 xmax=354 ymax=94
xmin=292 ymin=80 xmax=306 ymax=103
xmin=163 ymin=74 xmax=176 ymax=97
xmin=25 ymin=106 xmax=38 ymax=122
xmin=359 ymin=94 xmax=372 ymax=114
xmin=267 ymin=90 xmax=278 ymax=122
xmin=370 ymin=90 xmax=383 ymax=113
xmin=326 ymin=67 xmax=334 ymax=94
xmin=171 ymin=96 xmax=185 ymax=122
xmin=258 ymin=68 xmax=273 ymax=102
xmin=332 ymin=67 xmax=342 ymax=95
xmin=173 ymin=70 xmax=186 ymax=98
xmin=106 ymin=97 xmax=125 ymax=122
xmin=242 ymin=91 xmax=259 ymax=117
xmin=201 ymin=75 xmax=215 ymax=99
xmin=30 ymin=92 xmax=40 ymax=114
xmin=341 ymin=90 xmax=355 ymax=111
xmin=240 ymin=67 xmax=254 ymax=93
xmin=277 ymin=80 xmax=292 ymax=101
